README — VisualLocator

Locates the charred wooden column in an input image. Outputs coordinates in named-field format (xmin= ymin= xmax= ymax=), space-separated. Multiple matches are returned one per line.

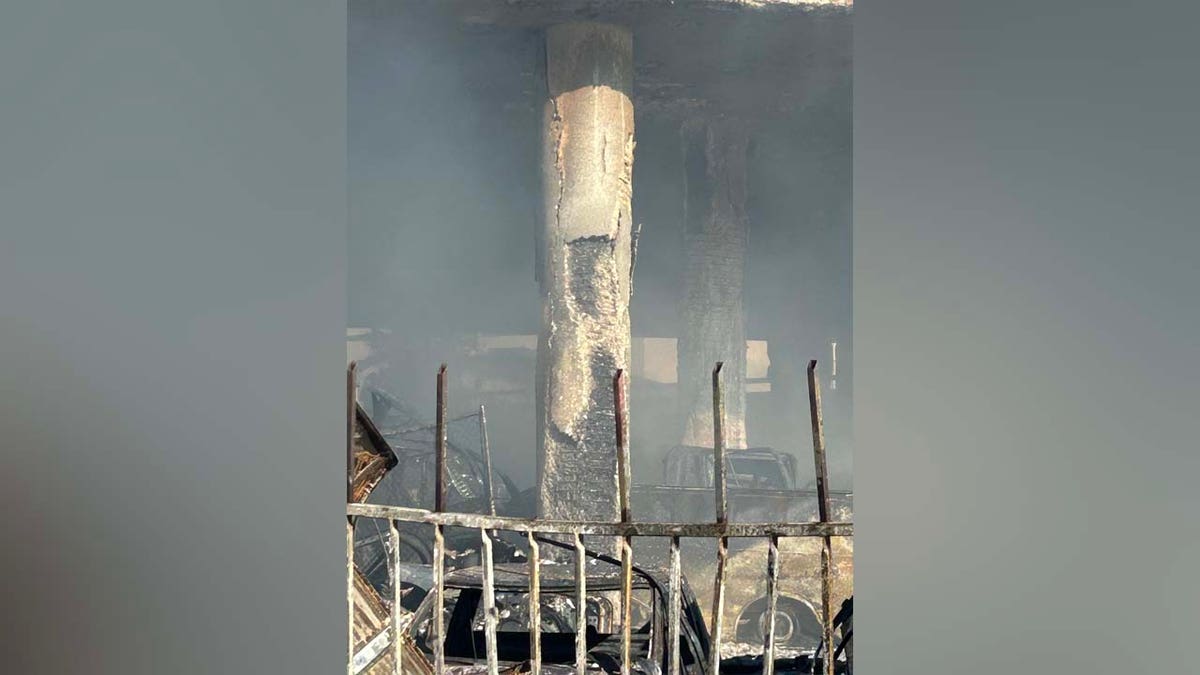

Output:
xmin=535 ymin=22 xmax=635 ymax=524
xmin=679 ymin=118 xmax=750 ymax=449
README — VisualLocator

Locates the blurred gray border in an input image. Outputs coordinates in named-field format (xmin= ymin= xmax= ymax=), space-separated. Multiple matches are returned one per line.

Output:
xmin=855 ymin=0 xmax=1200 ymax=672
xmin=1 ymin=2 xmax=346 ymax=673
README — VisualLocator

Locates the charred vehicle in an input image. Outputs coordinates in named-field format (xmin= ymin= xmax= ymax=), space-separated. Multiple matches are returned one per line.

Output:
xmin=635 ymin=445 xmax=852 ymax=524
xmin=632 ymin=446 xmax=853 ymax=654
xmin=408 ymin=562 xmax=704 ymax=674
xmin=404 ymin=558 xmax=849 ymax=674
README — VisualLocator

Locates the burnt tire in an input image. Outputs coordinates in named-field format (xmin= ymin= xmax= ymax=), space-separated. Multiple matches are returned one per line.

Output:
xmin=734 ymin=596 xmax=822 ymax=650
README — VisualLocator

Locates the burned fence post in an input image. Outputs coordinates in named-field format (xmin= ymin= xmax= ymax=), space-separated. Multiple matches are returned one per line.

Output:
xmin=710 ymin=362 xmax=728 ymax=675
xmin=668 ymin=535 xmax=683 ymax=675
xmin=479 ymin=404 xmax=497 ymax=518
xmin=346 ymin=361 xmax=357 ymax=675
xmin=763 ymin=534 xmax=781 ymax=675
xmin=808 ymin=360 xmax=835 ymax=675
xmin=574 ymin=531 xmax=587 ymax=675
xmin=348 ymin=361 xmax=358 ymax=505
xmin=433 ymin=364 xmax=448 ymax=674
xmin=479 ymin=402 xmax=500 ymax=675
xmin=389 ymin=520 xmax=403 ymax=675
xmin=346 ymin=516 xmax=356 ymax=675
xmin=713 ymin=362 xmax=728 ymax=524
xmin=527 ymin=531 xmax=542 ymax=675
xmin=614 ymin=369 xmax=633 ymax=674
xmin=435 ymin=364 xmax=447 ymax=514
xmin=481 ymin=527 xmax=500 ymax=675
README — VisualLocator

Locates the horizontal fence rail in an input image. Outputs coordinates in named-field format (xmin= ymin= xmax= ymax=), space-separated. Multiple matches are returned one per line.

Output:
xmin=347 ymin=362 xmax=852 ymax=675
xmin=345 ymin=503 xmax=852 ymax=539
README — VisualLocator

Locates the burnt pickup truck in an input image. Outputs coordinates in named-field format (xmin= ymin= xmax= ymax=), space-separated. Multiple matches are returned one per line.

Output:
xmin=631 ymin=446 xmax=854 ymax=655
xmin=634 ymin=445 xmax=852 ymax=525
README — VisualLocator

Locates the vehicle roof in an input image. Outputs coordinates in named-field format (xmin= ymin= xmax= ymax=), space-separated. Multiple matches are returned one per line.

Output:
xmin=444 ymin=562 xmax=665 ymax=592
xmin=669 ymin=445 xmax=786 ymax=458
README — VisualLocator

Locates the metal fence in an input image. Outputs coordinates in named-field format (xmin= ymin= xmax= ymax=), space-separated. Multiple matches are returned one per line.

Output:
xmin=346 ymin=361 xmax=853 ymax=675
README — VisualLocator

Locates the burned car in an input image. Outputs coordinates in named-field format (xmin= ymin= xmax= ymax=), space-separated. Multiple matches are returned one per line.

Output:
xmin=407 ymin=561 xmax=712 ymax=675
xmin=404 ymin=557 xmax=848 ymax=675
xmin=632 ymin=446 xmax=854 ymax=654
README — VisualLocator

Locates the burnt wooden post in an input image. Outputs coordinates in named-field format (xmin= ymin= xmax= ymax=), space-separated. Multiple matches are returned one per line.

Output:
xmin=535 ymin=22 xmax=635 ymax=539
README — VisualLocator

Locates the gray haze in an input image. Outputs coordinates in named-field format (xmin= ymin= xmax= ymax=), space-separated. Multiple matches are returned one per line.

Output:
xmin=348 ymin=1 xmax=852 ymax=491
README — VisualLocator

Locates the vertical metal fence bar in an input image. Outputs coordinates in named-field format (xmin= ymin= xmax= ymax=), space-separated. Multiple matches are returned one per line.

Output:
xmin=433 ymin=523 xmax=445 ymax=674
xmin=711 ymin=536 xmax=728 ymax=675
xmin=435 ymin=365 xmax=447 ymax=513
xmin=479 ymin=404 xmax=497 ymax=518
xmin=574 ymin=531 xmax=587 ymax=675
xmin=481 ymin=528 xmax=499 ymax=675
xmin=614 ymin=370 xmax=633 ymax=675
xmin=710 ymin=362 xmax=728 ymax=675
xmin=818 ymin=540 xmax=834 ymax=675
xmin=763 ymin=534 xmax=780 ymax=675
xmin=808 ymin=360 xmax=834 ymax=675
xmin=528 ymin=532 xmax=542 ymax=675
xmin=667 ymin=536 xmax=682 ymax=675
xmin=346 ymin=362 xmax=357 ymax=675
xmin=348 ymin=361 xmax=357 ymax=502
xmin=620 ymin=515 xmax=633 ymax=674
xmin=346 ymin=519 xmax=356 ymax=675
xmin=712 ymin=362 xmax=727 ymax=524
xmin=390 ymin=520 xmax=403 ymax=675
xmin=433 ymin=364 xmax=448 ymax=674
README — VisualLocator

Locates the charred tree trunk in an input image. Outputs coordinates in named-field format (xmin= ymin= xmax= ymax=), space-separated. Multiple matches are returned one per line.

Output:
xmin=679 ymin=119 xmax=749 ymax=449
xmin=535 ymin=23 xmax=635 ymax=528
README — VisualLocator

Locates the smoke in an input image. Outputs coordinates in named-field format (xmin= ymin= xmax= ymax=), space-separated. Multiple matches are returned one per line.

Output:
xmin=348 ymin=0 xmax=852 ymax=492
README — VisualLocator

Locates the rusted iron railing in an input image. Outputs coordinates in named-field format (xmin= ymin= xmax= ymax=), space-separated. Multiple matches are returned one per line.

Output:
xmin=346 ymin=361 xmax=852 ymax=675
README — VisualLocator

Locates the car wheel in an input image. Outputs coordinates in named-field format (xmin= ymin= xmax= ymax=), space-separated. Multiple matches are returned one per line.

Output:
xmin=735 ymin=596 xmax=822 ymax=650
